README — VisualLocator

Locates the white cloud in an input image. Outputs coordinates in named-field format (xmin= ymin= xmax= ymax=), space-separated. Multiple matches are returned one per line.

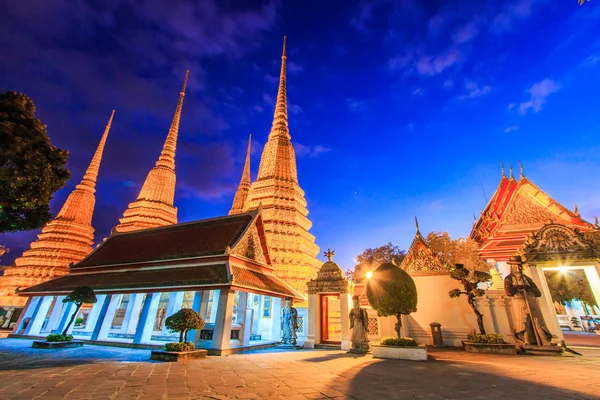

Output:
xmin=346 ymin=98 xmax=365 ymax=112
xmin=460 ymin=81 xmax=492 ymax=99
xmin=517 ymin=79 xmax=562 ymax=115
xmin=411 ymin=87 xmax=424 ymax=96
xmin=443 ymin=79 xmax=453 ymax=89
xmin=504 ymin=125 xmax=519 ymax=133
xmin=263 ymin=92 xmax=275 ymax=106
xmin=295 ymin=143 xmax=332 ymax=157
xmin=289 ymin=104 xmax=303 ymax=115
xmin=416 ymin=48 xmax=462 ymax=76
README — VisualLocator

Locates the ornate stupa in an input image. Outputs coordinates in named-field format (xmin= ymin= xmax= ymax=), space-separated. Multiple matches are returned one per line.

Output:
xmin=114 ymin=70 xmax=189 ymax=233
xmin=239 ymin=37 xmax=320 ymax=294
xmin=0 ymin=111 xmax=115 ymax=306
xmin=229 ymin=134 xmax=252 ymax=215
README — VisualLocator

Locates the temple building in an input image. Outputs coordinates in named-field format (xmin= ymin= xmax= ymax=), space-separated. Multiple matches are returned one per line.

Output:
xmin=0 ymin=111 xmax=115 ymax=311
xmin=232 ymin=37 xmax=321 ymax=295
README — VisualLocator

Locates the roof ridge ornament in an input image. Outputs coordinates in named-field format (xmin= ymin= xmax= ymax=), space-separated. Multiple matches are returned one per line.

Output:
xmin=518 ymin=160 xmax=524 ymax=179
xmin=594 ymin=216 xmax=599 ymax=229
xmin=507 ymin=162 xmax=514 ymax=180
xmin=500 ymin=161 xmax=506 ymax=178
xmin=415 ymin=216 xmax=421 ymax=235
xmin=324 ymin=248 xmax=335 ymax=262
xmin=574 ymin=204 xmax=580 ymax=217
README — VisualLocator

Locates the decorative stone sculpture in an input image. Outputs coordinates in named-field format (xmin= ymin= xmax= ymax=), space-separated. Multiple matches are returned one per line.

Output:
xmin=349 ymin=295 xmax=370 ymax=353
xmin=504 ymin=256 xmax=553 ymax=346
xmin=280 ymin=297 xmax=298 ymax=347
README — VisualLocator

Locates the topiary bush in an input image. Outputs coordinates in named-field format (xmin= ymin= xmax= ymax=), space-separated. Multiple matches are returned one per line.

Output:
xmin=45 ymin=333 xmax=73 ymax=342
xmin=467 ymin=333 xmax=505 ymax=344
xmin=367 ymin=262 xmax=417 ymax=338
xmin=380 ymin=336 xmax=417 ymax=347
xmin=165 ymin=308 xmax=205 ymax=344
xmin=164 ymin=342 xmax=195 ymax=352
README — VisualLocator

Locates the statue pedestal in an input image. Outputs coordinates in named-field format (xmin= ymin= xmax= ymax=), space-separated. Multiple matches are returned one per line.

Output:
xmin=278 ymin=344 xmax=300 ymax=350
xmin=522 ymin=345 xmax=563 ymax=356
xmin=348 ymin=347 xmax=369 ymax=354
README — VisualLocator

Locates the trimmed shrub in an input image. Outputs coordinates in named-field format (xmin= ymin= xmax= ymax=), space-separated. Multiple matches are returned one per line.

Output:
xmin=164 ymin=342 xmax=195 ymax=352
xmin=165 ymin=308 xmax=205 ymax=343
xmin=380 ymin=336 xmax=418 ymax=347
xmin=45 ymin=333 xmax=73 ymax=342
xmin=467 ymin=333 xmax=505 ymax=344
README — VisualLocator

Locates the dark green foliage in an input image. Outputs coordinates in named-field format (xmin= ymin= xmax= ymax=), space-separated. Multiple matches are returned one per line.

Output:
xmin=380 ymin=336 xmax=417 ymax=347
xmin=0 ymin=91 xmax=70 ymax=233
xmin=544 ymin=270 xmax=597 ymax=308
xmin=62 ymin=286 xmax=97 ymax=335
xmin=165 ymin=308 xmax=205 ymax=343
xmin=75 ymin=317 xmax=85 ymax=326
xmin=367 ymin=262 xmax=417 ymax=338
xmin=467 ymin=333 xmax=505 ymax=344
xmin=45 ymin=333 xmax=73 ymax=342
xmin=347 ymin=242 xmax=406 ymax=283
xmin=448 ymin=264 xmax=491 ymax=335
xmin=164 ymin=342 xmax=195 ymax=352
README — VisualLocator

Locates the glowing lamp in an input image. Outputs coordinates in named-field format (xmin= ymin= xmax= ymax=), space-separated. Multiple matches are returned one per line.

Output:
xmin=366 ymin=271 xmax=374 ymax=280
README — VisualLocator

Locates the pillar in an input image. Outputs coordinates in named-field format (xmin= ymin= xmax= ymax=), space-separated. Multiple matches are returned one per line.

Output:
xmin=82 ymin=294 xmax=107 ymax=333
xmin=133 ymin=292 xmax=161 ymax=344
xmin=237 ymin=292 xmax=250 ymax=346
xmin=121 ymin=294 xmax=143 ymax=334
xmin=208 ymin=290 xmax=220 ymax=323
xmin=44 ymin=296 xmax=65 ymax=334
xmin=584 ymin=266 xmax=600 ymax=310
xmin=189 ymin=291 xmax=203 ymax=343
xmin=55 ymin=302 xmax=76 ymax=335
xmin=13 ymin=297 xmax=36 ymax=334
xmin=25 ymin=296 xmax=54 ymax=336
xmin=90 ymin=295 xmax=114 ymax=341
xmin=270 ymin=297 xmax=282 ymax=343
xmin=162 ymin=291 xmax=184 ymax=333
xmin=525 ymin=265 xmax=564 ymax=342
xmin=211 ymin=289 xmax=235 ymax=350
xmin=340 ymin=292 xmax=352 ymax=350
xmin=305 ymin=293 xmax=318 ymax=348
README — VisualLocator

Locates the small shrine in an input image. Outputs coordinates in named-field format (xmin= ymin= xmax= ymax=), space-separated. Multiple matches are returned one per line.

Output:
xmin=305 ymin=249 xmax=354 ymax=350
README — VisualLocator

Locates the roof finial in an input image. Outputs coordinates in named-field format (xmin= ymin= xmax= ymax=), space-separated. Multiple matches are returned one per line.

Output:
xmin=324 ymin=248 xmax=335 ymax=262
xmin=229 ymin=134 xmax=253 ymax=215
xmin=507 ymin=162 xmax=514 ymax=180
xmin=574 ymin=204 xmax=580 ymax=216
xmin=518 ymin=160 xmax=524 ymax=179
xmin=594 ymin=216 xmax=599 ymax=229
xmin=282 ymin=35 xmax=287 ymax=58
xmin=473 ymin=212 xmax=477 ymax=221
xmin=500 ymin=161 xmax=506 ymax=178
xmin=415 ymin=216 xmax=420 ymax=234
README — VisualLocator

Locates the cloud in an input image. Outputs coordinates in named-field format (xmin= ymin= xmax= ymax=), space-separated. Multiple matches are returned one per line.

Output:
xmin=504 ymin=125 xmax=520 ymax=133
xmin=407 ymin=123 xmax=416 ymax=131
xmin=346 ymin=98 xmax=365 ymax=112
xmin=287 ymin=61 xmax=304 ymax=73
xmin=460 ymin=81 xmax=492 ymax=99
xmin=253 ymin=105 xmax=264 ymax=113
xmin=452 ymin=17 xmax=480 ymax=44
xmin=294 ymin=143 xmax=332 ymax=157
xmin=517 ymin=79 xmax=562 ymax=115
xmin=443 ymin=79 xmax=454 ymax=89
xmin=492 ymin=0 xmax=547 ymax=33
xmin=263 ymin=93 xmax=275 ymax=106
xmin=415 ymin=48 xmax=462 ymax=76
xmin=411 ymin=87 xmax=424 ymax=96
xmin=350 ymin=1 xmax=378 ymax=33
xmin=289 ymin=104 xmax=303 ymax=115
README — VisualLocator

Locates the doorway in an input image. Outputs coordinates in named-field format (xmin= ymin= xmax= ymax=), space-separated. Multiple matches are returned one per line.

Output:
xmin=320 ymin=294 xmax=342 ymax=343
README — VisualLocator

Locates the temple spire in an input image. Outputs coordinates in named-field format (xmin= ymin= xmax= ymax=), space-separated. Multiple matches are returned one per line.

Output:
xmin=500 ymin=161 xmax=506 ymax=179
xmin=0 ymin=111 xmax=115 ymax=305
xmin=518 ymin=160 xmax=524 ymax=179
xmin=114 ymin=71 xmax=189 ymax=233
xmin=229 ymin=134 xmax=252 ymax=215
xmin=269 ymin=36 xmax=289 ymax=140
xmin=507 ymin=162 xmax=514 ymax=180
xmin=415 ymin=216 xmax=421 ymax=235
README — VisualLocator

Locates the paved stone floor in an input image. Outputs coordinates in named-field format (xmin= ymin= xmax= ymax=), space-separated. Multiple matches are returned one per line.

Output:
xmin=1 ymin=339 xmax=599 ymax=400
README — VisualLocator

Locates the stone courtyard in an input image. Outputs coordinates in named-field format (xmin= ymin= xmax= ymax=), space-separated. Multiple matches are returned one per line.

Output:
xmin=0 ymin=339 xmax=599 ymax=400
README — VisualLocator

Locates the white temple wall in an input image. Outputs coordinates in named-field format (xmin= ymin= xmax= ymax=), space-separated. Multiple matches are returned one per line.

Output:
xmin=406 ymin=275 xmax=478 ymax=346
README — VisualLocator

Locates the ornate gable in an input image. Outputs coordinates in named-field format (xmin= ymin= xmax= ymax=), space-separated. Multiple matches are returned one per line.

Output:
xmin=230 ymin=222 xmax=268 ymax=264
xmin=502 ymin=192 xmax=566 ymax=228
xmin=520 ymin=222 xmax=599 ymax=263
xmin=400 ymin=231 xmax=449 ymax=277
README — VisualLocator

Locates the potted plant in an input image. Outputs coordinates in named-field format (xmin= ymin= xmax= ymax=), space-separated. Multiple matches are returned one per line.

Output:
xmin=32 ymin=286 xmax=97 ymax=349
xmin=463 ymin=333 xmax=517 ymax=355
xmin=367 ymin=262 xmax=426 ymax=360
xmin=150 ymin=308 xmax=208 ymax=361
xmin=448 ymin=264 xmax=491 ymax=335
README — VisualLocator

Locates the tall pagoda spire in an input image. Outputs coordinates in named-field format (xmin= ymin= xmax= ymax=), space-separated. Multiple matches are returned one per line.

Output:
xmin=114 ymin=71 xmax=189 ymax=233
xmin=0 ymin=111 xmax=115 ymax=306
xmin=229 ymin=134 xmax=252 ymax=215
xmin=244 ymin=37 xmax=320 ymax=295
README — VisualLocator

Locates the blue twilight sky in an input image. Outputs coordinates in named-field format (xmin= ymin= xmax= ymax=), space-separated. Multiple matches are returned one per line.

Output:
xmin=1 ymin=0 xmax=599 ymax=271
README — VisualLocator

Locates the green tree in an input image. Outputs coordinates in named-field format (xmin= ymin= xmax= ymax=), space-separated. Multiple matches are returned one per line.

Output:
xmin=544 ymin=270 xmax=597 ymax=309
xmin=347 ymin=242 xmax=406 ymax=283
xmin=0 ymin=91 xmax=70 ymax=233
xmin=62 ymin=286 xmax=97 ymax=335
xmin=165 ymin=308 xmax=205 ymax=343
xmin=367 ymin=262 xmax=417 ymax=338
xmin=448 ymin=264 xmax=491 ymax=334
xmin=426 ymin=232 xmax=489 ymax=272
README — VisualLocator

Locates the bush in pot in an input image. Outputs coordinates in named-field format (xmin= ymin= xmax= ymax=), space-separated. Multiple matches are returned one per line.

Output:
xmin=164 ymin=308 xmax=205 ymax=352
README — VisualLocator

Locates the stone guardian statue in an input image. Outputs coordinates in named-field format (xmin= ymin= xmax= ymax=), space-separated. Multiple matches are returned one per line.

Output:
xmin=349 ymin=295 xmax=370 ymax=353
xmin=504 ymin=256 xmax=553 ymax=346
xmin=280 ymin=297 xmax=298 ymax=347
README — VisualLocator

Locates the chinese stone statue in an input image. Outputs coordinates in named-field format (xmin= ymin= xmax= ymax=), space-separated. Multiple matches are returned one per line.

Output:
xmin=280 ymin=297 xmax=298 ymax=347
xmin=504 ymin=256 xmax=553 ymax=346
xmin=349 ymin=295 xmax=370 ymax=353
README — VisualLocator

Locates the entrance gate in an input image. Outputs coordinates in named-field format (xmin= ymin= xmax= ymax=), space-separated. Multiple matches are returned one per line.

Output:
xmin=305 ymin=250 xmax=353 ymax=350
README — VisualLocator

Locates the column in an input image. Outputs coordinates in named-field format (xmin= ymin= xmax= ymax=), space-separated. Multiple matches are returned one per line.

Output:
xmin=270 ymin=297 xmax=282 ymax=342
xmin=305 ymin=293 xmax=318 ymax=348
xmin=121 ymin=295 xmax=141 ymax=333
xmin=12 ymin=297 xmax=36 ymax=334
xmin=525 ymin=265 xmax=564 ymax=342
xmin=1 ymin=308 xmax=14 ymax=329
xmin=91 ymin=294 xmax=122 ymax=341
xmin=162 ymin=291 xmax=184 ymax=333
xmin=44 ymin=296 xmax=66 ymax=334
xmin=210 ymin=289 xmax=235 ymax=350
xmin=208 ymin=290 xmax=220 ymax=322
xmin=24 ymin=296 xmax=54 ymax=336
xmin=198 ymin=290 xmax=210 ymax=319
xmin=237 ymin=292 xmax=250 ymax=346
xmin=495 ymin=296 xmax=516 ymax=343
xmin=55 ymin=302 xmax=76 ymax=335
xmin=189 ymin=291 xmax=203 ymax=343
xmin=340 ymin=292 xmax=352 ymax=350
xmin=133 ymin=292 xmax=161 ymax=344
xmin=82 ymin=295 xmax=107 ymax=333
xmin=584 ymin=266 xmax=600 ymax=310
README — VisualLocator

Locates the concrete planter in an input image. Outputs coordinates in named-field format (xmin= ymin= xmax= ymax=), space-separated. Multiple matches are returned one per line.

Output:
xmin=371 ymin=344 xmax=427 ymax=361
xmin=150 ymin=349 xmax=208 ymax=362
xmin=464 ymin=342 xmax=517 ymax=355
xmin=32 ymin=340 xmax=84 ymax=349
